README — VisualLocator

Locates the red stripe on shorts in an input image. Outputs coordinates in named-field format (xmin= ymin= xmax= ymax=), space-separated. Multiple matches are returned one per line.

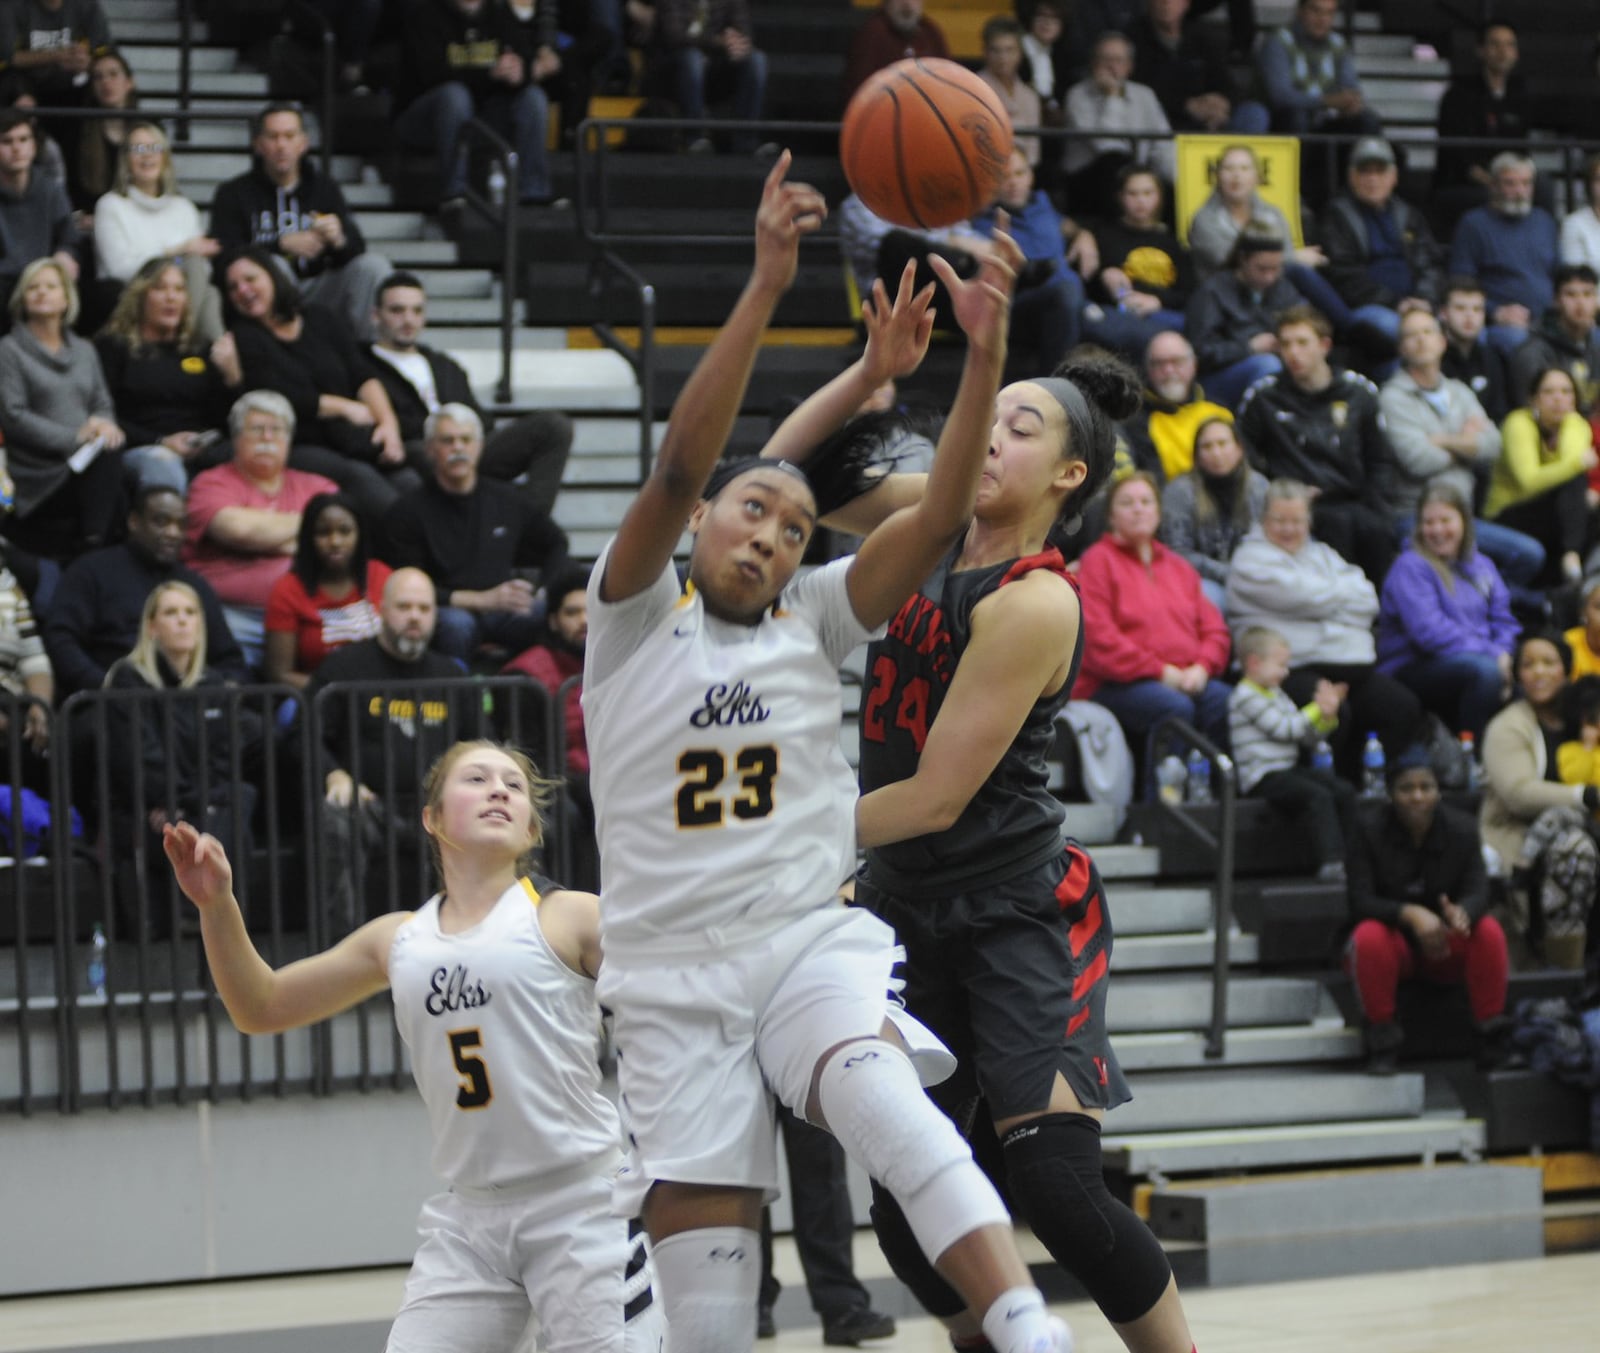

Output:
xmin=1065 ymin=1006 xmax=1092 ymax=1037
xmin=1056 ymin=846 xmax=1094 ymax=910
xmin=1072 ymin=948 xmax=1108 ymax=1002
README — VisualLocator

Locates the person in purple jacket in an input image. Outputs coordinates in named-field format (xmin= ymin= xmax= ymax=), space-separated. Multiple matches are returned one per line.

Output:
xmin=1376 ymin=480 xmax=1518 ymax=739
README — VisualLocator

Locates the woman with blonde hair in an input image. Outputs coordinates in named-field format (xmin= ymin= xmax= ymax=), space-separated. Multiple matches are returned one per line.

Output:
xmin=1159 ymin=415 xmax=1267 ymax=612
xmin=163 ymin=740 xmax=667 ymax=1352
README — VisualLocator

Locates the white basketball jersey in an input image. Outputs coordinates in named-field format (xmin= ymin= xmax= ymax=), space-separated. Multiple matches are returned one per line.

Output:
xmin=389 ymin=878 xmax=620 ymax=1190
xmin=583 ymin=546 xmax=873 ymax=962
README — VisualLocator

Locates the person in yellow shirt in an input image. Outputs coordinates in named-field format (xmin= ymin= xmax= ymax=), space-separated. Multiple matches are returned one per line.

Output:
xmin=1564 ymin=576 xmax=1600 ymax=678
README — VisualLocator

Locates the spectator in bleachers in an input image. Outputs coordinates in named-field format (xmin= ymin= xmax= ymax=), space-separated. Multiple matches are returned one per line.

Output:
xmin=1447 ymin=151 xmax=1557 ymax=356
xmin=1228 ymin=624 xmax=1351 ymax=879
xmin=1017 ymin=0 xmax=1071 ymax=128
xmin=1377 ymin=482 xmax=1517 ymax=741
xmin=1559 ymin=155 xmax=1600 ymax=276
xmin=505 ymin=0 xmax=617 ymax=152
xmin=0 ymin=0 xmax=111 ymax=109
xmin=0 ymin=108 xmax=81 ymax=307
xmin=382 ymin=404 xmax=568 ymax=664
xmin=183 ymin=390 xmax=340 ymax=669
xmin=1083 ymin=164 xmax=1192 ymax=360
xmin=978 ymin=16 xmax=1041 ymax=168
xmin=1485 ymin=366 xmax=1594 ymax=586
xmin=1346 ymin=748 xmax=1513 ymax=1074
xmin=306 ymin=566 xmax=465 ymax=933
xmin=1439 ymin=274 xmax=1509 ymax=424
xmin=45 ymin=483 xmax=247 ymax=697
xmin=1062 ymin=31 xmax=1174 ymax=210
xmin=1256 ymin=0 xmax=1380 ymax=139
xmin=1076 ymin=471 xmax=1233 ymax=758
xmin=1565 ymin=576 xmax=1600 ymax=680
xmin=1187 ymin=144 xmax=1300 ymax=281
xmin=365 ymin=271 xmax=573 ymax=517
xmin=1225 ymin=479 xmax=1422 ymax=780
xmin=1124 ymin=329 xmax=1230 ymax=482
xmin=1130 ymin=0 xmax=1268 ymax=135
xmin=223 ymin=247 xmax=411 ymax=521
xmin=1236 ymin=304 xmax=1397 ymax=582
xmin=64 ymin=48 xmax=137 ymax=213
xmin=104 ymin=579 xmax=261 ymax=886
xmin=1160 ymin=416 xmax=1265 ymax=611
xmin=629 ymin=1 xmax=768 ymax=156
xmin=92 ymin=121 xmax=223 ymax=341
xmin=1509 ymin=264 xmax=1600 ymax=417
xmin=1184 ymin=226 xmax=1303 ymax=409
xmin=263 ymin=492 xmax=390 ymax=690
xmin=1315 ymin=136 xmax=1443 ymax=361
xmin=209 ymin=103 xmax=391 ymax=342
xmin=1433 ymin=21 xmax=1528 ymax=233
xmin=0 ymin=553 xmax=52 ymax=788
xmin=323 ymin=0 xmax=383 ymax=93
xmin=841 ymin=0 xmax=948 ymax=108
xmin=0 ymin=256 xmax=143 ymax=559
xmin=1481 ymin=630 xmax=1597 ymax=971
xmin=94 ymin=257 xmax=236 ymax=471
xmin=395 ymin=0 xmax=555 ymax=213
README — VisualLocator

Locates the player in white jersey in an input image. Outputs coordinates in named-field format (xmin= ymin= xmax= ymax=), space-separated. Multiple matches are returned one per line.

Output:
xmin=163 ymin=740 xmax=666 ymax=1353
xmin=582 ymin=151 xmax=1072 ymax=1353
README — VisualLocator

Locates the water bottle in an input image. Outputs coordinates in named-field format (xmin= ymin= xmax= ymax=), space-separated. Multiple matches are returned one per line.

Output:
xmin=1459 ymin=731 xmax=1482 ymax=791
xmin=1311 ymin=739 xmax=1334 ymax=773
xmin=1185 ymin=748 xmax=1213 ymax=805
xmin=1155 ymin=755 xmax=1186 ymax=805
xmin=86 ymin=923 xmax=107 ymax=1000
xmin=486 ymin=162 xmax=507 ymax=210
xmin=1361 ymin=733 xmax=1386 ymax=798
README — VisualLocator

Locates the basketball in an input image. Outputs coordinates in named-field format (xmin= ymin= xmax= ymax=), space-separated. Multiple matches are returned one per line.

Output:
xmin=841 ymin=57 xmax=1014 ymax=230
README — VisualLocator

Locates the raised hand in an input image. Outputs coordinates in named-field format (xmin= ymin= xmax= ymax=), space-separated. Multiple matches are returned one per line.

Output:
xmin=163 ymin=822 xmax=234 ymax=912
xmin=927 ymin=214 xmax=1022 ymax=358
xmin=860 ymin=260 xmax=936 ymax=386
xmin=752 ymin=150 xmax=827 ymax=296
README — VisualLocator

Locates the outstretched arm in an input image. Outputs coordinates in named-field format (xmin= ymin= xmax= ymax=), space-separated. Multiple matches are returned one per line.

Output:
xmin=597 ymin=151 xmax=826 ymax=603
xmin=163 ymin=822 xmax=399 ymax=1034
xmin=843 ymin=222 xmax=1023 ymax=630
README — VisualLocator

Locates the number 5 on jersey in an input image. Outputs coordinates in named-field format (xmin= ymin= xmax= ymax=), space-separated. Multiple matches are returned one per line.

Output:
xmin=675 ymin=745 xmax=779 ymax=828
xmin=449 ymin=1028 xmax=492 ymax=1110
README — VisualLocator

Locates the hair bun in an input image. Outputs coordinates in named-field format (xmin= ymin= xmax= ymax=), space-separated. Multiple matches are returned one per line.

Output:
xmin=1057 ymin=352 xmax=1142 ymax=424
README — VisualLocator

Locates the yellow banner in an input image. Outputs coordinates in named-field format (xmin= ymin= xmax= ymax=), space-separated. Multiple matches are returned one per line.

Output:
xmin=1173 ymin=134 xmax=1303 ymax=248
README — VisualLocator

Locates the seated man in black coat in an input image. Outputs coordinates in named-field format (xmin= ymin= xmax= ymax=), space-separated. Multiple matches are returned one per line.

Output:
xmin=365 ymin=272 xmax=572 ymax=517
xmin=381 ymin=404 xmax=569 ymax=663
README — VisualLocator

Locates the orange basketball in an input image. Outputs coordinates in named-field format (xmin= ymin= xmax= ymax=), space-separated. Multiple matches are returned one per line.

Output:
xmin=841 ymin=57 xmax=1014 ymax=230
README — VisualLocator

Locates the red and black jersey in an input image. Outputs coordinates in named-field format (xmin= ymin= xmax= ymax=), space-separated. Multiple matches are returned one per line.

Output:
xmin=859 ymin=543 xmax=1082 ymax=897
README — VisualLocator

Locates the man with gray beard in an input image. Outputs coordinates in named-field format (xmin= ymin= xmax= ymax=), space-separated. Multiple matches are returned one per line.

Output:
xmin=1122 ymin=329 xmax=1234 ymax=482
xmin=1447 ymin=151 xmax=1559 ymax=355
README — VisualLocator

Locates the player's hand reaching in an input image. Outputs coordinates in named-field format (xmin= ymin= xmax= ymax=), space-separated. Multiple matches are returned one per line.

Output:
xmin=928 ymin=212 xmax=1021 ymax=358
xmin=751 ymin=150 xmax=827 ymax=297
xmin=163 ymin=821 xmax=234 ymax=912
xmin=860 ymin=259 xmax=936 ymax=385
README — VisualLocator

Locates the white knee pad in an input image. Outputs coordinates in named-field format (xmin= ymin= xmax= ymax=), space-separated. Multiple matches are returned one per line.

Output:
xmin=649 ymin=1227 xmax=759 ymax=1353
xmin=817 ymin=1039 xmax=1009 ymax=1260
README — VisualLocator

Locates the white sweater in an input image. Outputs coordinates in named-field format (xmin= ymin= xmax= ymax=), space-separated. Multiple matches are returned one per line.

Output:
xmin=1224 ymin=527 xmax=1379 ymax=667
xmin=93 ymin=187 xmax=204 ymax=282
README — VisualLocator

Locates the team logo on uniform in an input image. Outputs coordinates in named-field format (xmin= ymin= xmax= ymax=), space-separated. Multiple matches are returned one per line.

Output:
xmin=1330 ymin=401 xmax=1348 ymax=428
xmin=690 ymin=680 xmax=770 ymax=728
xmin=425 ymin=963 xmax=493 ymax=1015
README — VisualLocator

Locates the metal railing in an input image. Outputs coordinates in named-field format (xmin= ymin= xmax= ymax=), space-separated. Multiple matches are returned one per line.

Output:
xmin=1145 ymin=717 xmax=1238 ymax=1061
xmin=457 ymin=119 xmax=520 ymax=406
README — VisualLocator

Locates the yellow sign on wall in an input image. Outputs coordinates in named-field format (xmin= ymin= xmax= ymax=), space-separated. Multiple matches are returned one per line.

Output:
xmin=1173 ymin=134 xmax=1304 ymax=248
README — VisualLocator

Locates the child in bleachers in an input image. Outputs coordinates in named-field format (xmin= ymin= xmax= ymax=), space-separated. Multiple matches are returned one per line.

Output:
xmin=1229 ymin=624 xmax=1355 ymax=881
xmin=1555 ymin=675 xmax=1600 ymax=792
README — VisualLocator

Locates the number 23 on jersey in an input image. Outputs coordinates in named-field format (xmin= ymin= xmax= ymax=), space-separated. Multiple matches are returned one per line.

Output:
xmin=675 ymin=744 xmax=779 ymax=828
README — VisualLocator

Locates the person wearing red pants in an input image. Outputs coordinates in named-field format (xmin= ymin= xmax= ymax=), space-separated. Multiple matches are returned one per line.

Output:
xmin=1345 ymin=748 xmax=1517 ymax=1074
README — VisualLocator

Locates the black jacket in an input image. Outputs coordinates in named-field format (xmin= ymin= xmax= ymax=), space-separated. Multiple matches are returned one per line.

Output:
xmin=400 ymin=0 xmax=533 ymax=110
xmin=1090 ymin=218 xmax=1195 ymax=309
xmin=1434 ymin=72 xmax=1529 ymax=192
xmin=1316 ymin=192 xmax=1444 ymax=308
xmin=1236 ymin=368 xmax=1396 ymax=511
xmin=93 ymin=334 xmax=234 ymax=447
xmin=1347 ymin=800 xmax=1490 ymax=929
xmin=366 ymin=342 xmax=487 ymax=446
xmin=1508 ymin=311 xmax=1600 ymax=416
xmin=210 ymin=158 xmax=368 ymax=280
xmin=1128 ymin=14 xmax=1238 ymax=130
xmin=1442 ymin=337 xmax=1510 ymax=425
xmin=1185 ymin=270 xmax=1306 ymax=373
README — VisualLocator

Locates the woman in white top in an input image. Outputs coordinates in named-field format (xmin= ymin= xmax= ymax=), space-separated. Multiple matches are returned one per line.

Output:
xmin=582 ymin=152 xmax=1069 ymax=1353
xmin=93 ymin=121 xmax=223 ymax=339
xmin=164 ymin=739 xmax=667 ymax=1353
xmin=1559 ymin=152 xmax=1600 ymax=274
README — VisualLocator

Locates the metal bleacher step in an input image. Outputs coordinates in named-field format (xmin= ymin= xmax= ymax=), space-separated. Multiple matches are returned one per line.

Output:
xmin=1090 ymin=843 xmax=1161 ymax=880
xmin=1112 ymin=1021 xmax=1361 ymax=1074
xmin=351 ymin=211 xmax=430 ymax=241
xmin=461 ymin=348 xmax=640 ymax=413
xmin=1102 ymin=1113 xmax=1483 ymax=1176
xmin=119 ymin=43 xmax=239 ymax=73
xmin=1106 ymin=1068 xmax=1427 ymax=1135
xmin=1146 ymin=1162 xmax=1543 ymax=1244
xmin=1107 ymin=974 xmax=1334 ymax=1032
xmin=1059 ymin=802 xmax=1119 ymax=846
xmin=1112 ymin=931 xmax=1260 ymax=972
xmin=1106 ymin=884 xmax=1214 ymax=934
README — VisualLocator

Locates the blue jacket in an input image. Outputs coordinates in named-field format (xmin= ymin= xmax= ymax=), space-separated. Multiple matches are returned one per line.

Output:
xmin=1448 ymin=205 xmax=1558 ymax=316
xmin=973 ymin=191 xmax=1067 ymax=267
xmin=1375 ymin=544 xmax=1518 ymax=673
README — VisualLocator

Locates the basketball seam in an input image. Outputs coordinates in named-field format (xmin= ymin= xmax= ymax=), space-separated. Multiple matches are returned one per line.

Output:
xmin=884 ymin=85 xmax=928 ymax=231
xmin=899 ymin=65 xmax=979 ymax=224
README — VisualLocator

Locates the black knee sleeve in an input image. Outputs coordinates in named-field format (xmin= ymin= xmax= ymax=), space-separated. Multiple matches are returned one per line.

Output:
xmin=868 ymin=1179 xmax=968 ymax=1320
xmin=1001 ymin=1112 xmax=1171 ymax=1326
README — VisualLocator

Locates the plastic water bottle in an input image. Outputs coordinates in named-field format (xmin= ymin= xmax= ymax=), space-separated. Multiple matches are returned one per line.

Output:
xmin=486 ymin=162 xmax=507 ymax=210
xmin=1361 ymin=733 xmax=1387 ymax=798
xmin=1185 ymin=748 xmax=1213 ymax=805
xmin=1311 ymin=739 xmax=1334 ymax=773
xmin=1155 ymin=755 xmax=1186 ymax=805
xmin=1459 ymin=731 xmax=1482 ymax=791
xmin=86 ymin=923 xmax=107 ymax=1000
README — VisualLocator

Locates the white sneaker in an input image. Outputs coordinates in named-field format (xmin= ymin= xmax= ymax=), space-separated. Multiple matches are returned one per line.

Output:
xmin=1047 ymin=1316 xmax=1075 ymax=1353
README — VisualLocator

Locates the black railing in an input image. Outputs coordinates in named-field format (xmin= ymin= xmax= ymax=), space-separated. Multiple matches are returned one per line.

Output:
xmin=1145 ymin=717 xmax=1237 ymax=1060
xmin=458 ymin=119 xmax=520 ymax=406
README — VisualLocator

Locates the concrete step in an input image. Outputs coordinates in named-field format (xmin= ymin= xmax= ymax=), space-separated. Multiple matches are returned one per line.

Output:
xmin=384 ymin=239 xmax=466 ymax=267
xmin=1091 ymin=843 xmax=1160 ymax=880
xmin=353 ymin=211 xmax=430 ymax=240
xmin=1113 ymin=1021 xmax=1360 ymax=1074
xmin=566 ymin=529 xmax=618 ymax=560
xmin=1147 ymin=1162 xmax=1543 ymax=1244
xmin=569 ymin=416 xmax=663 ymax=458
xmin=119 ymin=43 xmax=241 ymax=73
xmin=143 ymin=70 xmax=270 ymax=97
xmin=1059 ymin=801 xmax=1119 ymax=846
xmin=105 ymin=0 xmax=180 ymax=18
xmin=459 ymin=348 xmax=640 ymax=412
xmin=108 ymin=18 xmax=183 ymax=42
xmin=1106 ymin=884 xmax=1214 ymax=934
xmin=1109 ymin=1068 xmax=1426 ymax=1134
xmin=1359 ymin=55 xmax=1449 ymax=78
xmin=1106 ymin=975 xmax=1331 ymax=1032
xmin=406 ymin=269 xmax=495 ymax=300
xmin=1111 ymin=931 xmax=1259 ymax=972
xmin=548 ymin=487 xmax=636 ymax=529
xmin=1102 ymin=1113 xmax=1483 ymax=1176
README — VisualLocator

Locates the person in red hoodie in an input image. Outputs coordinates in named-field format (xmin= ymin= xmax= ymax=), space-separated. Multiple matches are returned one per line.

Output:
xmin=1076 ymin=470 xmax=1233 ymax=761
